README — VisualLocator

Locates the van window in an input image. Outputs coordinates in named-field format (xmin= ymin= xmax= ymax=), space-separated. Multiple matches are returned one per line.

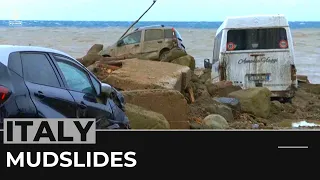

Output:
xmin=213 ymin=31 xmax=223 ymax=63
xmin=226 ymin=28 xmax=288 ymax=51
xmin=145 ymin=29 xmax=164 ymax=41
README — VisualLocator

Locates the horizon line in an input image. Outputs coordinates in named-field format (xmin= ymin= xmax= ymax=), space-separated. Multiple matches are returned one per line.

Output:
xmin=1 ymin=19 xmax=319 ymax=22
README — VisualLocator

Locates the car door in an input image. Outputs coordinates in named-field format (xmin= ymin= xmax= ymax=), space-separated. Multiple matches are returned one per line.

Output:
xmin=20 ymin=52 xmax=76 ymax=118
xmin=51 ymin=54 xmax=114 ymax=122
xmin=142 ymin=29 xmax=165 ymax=54
xmin=116 ymin=30 xmax=142 ymax=57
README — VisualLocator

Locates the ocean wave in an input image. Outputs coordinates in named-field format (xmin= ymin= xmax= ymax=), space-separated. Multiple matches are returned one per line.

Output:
xmin=1 ymin=20 xmax=320 ymax=29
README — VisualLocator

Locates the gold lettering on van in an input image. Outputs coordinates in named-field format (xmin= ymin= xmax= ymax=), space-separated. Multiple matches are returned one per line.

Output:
xmin=238 ymin=57 xmax=278 ymax=64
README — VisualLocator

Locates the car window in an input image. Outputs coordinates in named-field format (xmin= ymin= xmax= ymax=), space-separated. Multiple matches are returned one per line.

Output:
xmin=21 ymin=53 xmax=60 ymax=88
xmin=145 ymin=29 xmax=164 ymax=41
xmin=122 ymin=31 xmax=141 ymax=45
xmin=164 ymin=29 xmax=173 ymax=38
xmin=227 ymin=28 xmax=288 ymax=51
xmin=56 ymin=60 xmax=96 ymax=95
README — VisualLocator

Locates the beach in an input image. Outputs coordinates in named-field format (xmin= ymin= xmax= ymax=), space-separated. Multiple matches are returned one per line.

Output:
xmin=0 ymin=27 xmax=319 ymax=83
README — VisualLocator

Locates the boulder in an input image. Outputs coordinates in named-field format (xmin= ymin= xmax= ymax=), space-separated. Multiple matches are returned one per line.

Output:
xmin=104 ymin=59 xmax=191 ymax=92
xmin=213 ymin=97 xmax=241 ymax=113
xmin=171 ymin=55 xmax=196 ymax=71
xmin=270 ymin=100 xmax=283 ymax=114
xmin=161 ymin=48 xmax=187 ymax=62
xmin=203 ymin=114 xmax=229 ymax=129
xmin=206 ymin=80 xmax=242 ymax=97
xmin=297 ymin=75 xmax=310 ymax=84
xmin=204 ymin=104 xmax=234 ymax=122
xmin=77 ymin=54 xmax=102 ymax=67
xmin=228 ymin=87 xmax=272 ymax=118
xmin=122 ymin=89 xmax=189 ymax=129
xmin=125 ymin=103 xmax=170 ymax=129
xmin=87 ymin=44 xmax=104 ymax=55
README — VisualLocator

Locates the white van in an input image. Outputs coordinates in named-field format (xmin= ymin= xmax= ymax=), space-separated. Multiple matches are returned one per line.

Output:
xmin=210 ymin=14 xmax=298 ymax=101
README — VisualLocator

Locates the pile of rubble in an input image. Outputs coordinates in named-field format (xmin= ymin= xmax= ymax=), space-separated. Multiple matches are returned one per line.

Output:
xmin=77 ymin=44 xmax=195 ymax=129
xmin=78 ymin=44 xmax=320 ymax=129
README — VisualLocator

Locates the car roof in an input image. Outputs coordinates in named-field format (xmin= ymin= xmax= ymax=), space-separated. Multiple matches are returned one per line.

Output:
xmin=0 ymin=45 xmax=74 ymax=66
xmin=134 ymin=25 xmax=174 ymax=31
xmin=216 ymin=14 xmax=289 ymax=35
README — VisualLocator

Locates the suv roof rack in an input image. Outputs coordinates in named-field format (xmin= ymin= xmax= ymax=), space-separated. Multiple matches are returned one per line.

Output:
xmin=134 ymin=25 xmax=165 ymax=31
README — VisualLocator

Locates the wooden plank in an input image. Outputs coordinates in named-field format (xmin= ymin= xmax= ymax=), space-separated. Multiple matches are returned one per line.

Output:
xmin=188 ymin=86 xmax=195 ymax=103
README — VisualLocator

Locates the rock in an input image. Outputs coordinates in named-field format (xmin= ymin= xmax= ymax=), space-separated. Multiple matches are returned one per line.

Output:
xmin=213 ymin=97 xmax=241 ymax=113
xmin=190 ymin=121 xmax=205 ymax=129
xmin=228 ymin=87 xmax=272 ymax=118
xmin=171 ymin=55 xmax=196 ymax=71
xmin=297 ymin=75 xmax=310 ymax=84
xmin=122 ymin=89 xmax=189 ymax=129
xmin=161 ymin=48 xmax=187 ymax=62
xmin=206 ymin=80 xmax=242 ymax=97
xmin=78 ymin=54 xmax=102 ymax=67
xmin=194 ymin=68 xmax=205 ymax=78
xmin=272 ymin=101 xmax=283 ymax=110
xmin=203 ymin=114 xmax=229 ymax=129
xmin=125 ymin=103 xmax=170 ymax=129
xmin=87 ymin=44 xmax=104 ymax=55
xmin=104 ymin=59 xmax=191 ymax=92
xmin=170 ymin=121 xmax=190 ymax=129
xmin=205 ymin=104 xmax=234 ymax=122
xmin=282 ymin=103 xmax=296 ymax=113
xmin=270 ymin=101 xmax=283 ymax=114
xmin=199 ymin=69 xmax=212 ymax=83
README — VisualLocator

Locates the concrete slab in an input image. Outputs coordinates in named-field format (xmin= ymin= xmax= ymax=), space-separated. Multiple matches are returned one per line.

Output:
xmin=122 ymin=89 xmax=190 ymax=129
xmin=103 ymin=59 xmax=191 ymax=92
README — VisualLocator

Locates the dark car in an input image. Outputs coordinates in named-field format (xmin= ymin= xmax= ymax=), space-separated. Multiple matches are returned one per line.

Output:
xmin=0 ymin=45 xmax=129 ymax=129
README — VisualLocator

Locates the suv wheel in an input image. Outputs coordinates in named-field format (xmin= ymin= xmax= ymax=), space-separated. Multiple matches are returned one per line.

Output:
xmin=159 ymin=50 xmax=170 ymax=62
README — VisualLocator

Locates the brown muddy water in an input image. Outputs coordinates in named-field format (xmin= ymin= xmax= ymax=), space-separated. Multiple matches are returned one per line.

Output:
xmin=0 ymin=27 xmax=319 ymax=84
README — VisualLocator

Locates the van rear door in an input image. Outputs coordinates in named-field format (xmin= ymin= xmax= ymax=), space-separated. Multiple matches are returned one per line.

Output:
xmin=224 ymin=28 xmax=295 ymax=94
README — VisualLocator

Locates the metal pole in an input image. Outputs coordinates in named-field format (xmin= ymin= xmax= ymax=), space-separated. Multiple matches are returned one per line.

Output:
xmin=119 ymin=0 xmax=157 ymax=40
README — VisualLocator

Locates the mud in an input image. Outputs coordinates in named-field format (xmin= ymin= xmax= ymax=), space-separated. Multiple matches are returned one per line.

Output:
xmin=186 ymin=69 xmax=320 ymax=129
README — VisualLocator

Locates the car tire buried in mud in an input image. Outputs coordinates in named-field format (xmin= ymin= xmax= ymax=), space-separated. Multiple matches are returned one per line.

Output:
xmin=159 ymin=49 xmax=170 ymax=62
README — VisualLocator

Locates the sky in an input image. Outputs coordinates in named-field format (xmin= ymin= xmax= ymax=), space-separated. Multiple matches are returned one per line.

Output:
xmin=0 ymin=0 xmax=318 ymax=21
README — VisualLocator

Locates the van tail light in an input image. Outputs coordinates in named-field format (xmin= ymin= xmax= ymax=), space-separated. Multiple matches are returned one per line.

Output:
xmin=291 ymin=64 xmax=297 ymax=81
xmin=0 ymin=85 xmax=11 ymax=105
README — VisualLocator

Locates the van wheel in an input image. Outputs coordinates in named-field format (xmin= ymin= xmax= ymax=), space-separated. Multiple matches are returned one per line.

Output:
xmin=159 ymin=50 xmax=170 ymax=62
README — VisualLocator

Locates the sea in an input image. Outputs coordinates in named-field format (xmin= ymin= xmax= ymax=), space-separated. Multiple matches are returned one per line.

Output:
xmin=0 ymin=20 xmax=319 ymax=83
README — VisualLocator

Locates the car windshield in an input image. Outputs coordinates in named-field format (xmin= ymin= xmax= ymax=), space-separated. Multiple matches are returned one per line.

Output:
xmin=226 ymin=28 xmax=288 ymax=51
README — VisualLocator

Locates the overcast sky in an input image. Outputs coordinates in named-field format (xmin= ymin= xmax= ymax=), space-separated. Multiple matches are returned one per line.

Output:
xmin=0 ymin=0 xmax=317 ymax=21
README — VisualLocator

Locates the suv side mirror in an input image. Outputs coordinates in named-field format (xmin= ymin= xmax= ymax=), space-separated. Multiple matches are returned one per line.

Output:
xmin=101 ymin=83 xmax=112 ymax=96
xmin=117 ymin=40 xmax=124 ymax=46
